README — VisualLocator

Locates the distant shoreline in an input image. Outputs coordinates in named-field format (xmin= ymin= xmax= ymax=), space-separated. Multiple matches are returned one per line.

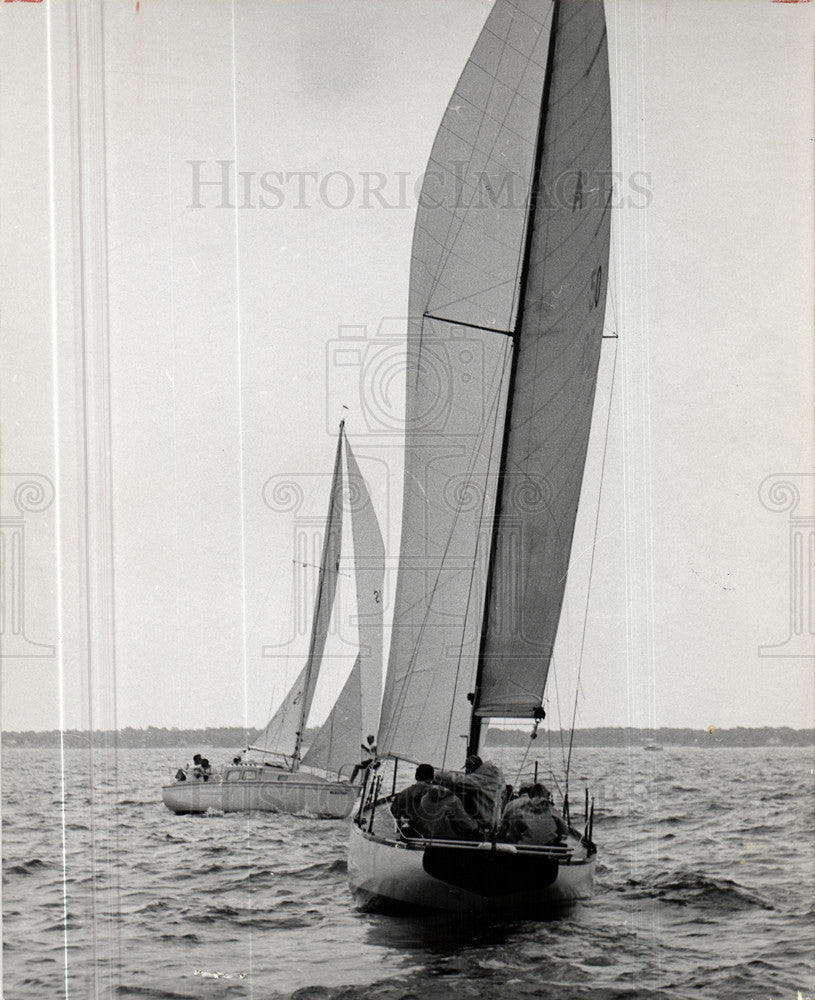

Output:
xmin=2 ymin=726 xmax=812 ymax=749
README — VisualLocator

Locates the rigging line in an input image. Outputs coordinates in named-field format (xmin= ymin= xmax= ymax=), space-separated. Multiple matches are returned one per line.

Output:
xmin=565 ymin=337 xmax=619 ymax=788
xmin=550 ymin=655 xmax=567 ymax=775
xmin=512 ymin=731 xmax=537 ymax=786
xmin=608 ymin=216 xmax=620 ymax=337
xmin=292 ymin=559 xmax=351 ymax=578
xmin=422 ymin=313 xmax=513 ymax=338
xmin=546 ymin=712 xmax=555 ymax=786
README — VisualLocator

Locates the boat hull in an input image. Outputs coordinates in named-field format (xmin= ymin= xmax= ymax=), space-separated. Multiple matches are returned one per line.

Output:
xmin=161 ymin=765 xmax=358 ymax=818
xmin=347 ymin=814 xmax=595 ymax=915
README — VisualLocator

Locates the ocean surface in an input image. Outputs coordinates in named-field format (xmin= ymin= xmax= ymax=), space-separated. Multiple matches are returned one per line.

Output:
xmin=2 ymin=745 xmax=813 ymax=999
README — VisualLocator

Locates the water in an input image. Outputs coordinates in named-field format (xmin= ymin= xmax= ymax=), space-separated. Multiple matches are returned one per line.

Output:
xmin=3 ymin=745 xmax=814 ymax=999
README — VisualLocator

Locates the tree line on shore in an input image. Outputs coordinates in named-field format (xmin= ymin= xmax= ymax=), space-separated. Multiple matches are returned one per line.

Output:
xmin=2 ymin=725 xmax=812 ymax=749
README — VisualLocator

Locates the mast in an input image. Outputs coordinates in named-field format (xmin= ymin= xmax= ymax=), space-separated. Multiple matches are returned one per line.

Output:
xmin=291 ymin=420 xmax=345 ymax=768
xmin=467 ymin=0 xmax=561 ymax=758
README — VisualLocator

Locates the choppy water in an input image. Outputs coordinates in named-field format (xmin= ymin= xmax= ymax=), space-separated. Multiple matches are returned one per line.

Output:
xmin=3 ymin=745 xmax=814 ymax=999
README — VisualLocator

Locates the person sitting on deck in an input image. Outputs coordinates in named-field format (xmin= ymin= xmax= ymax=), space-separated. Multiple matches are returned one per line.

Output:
xmin=414 ymin=785 xmax=481 ymax=841
xmin=200 ymin=758 xmax=213 ymax=782
xmin=190 ymin=754 xmax=204 ymax=780
xmin=390 ymin=765 xmax=480 ymax=841
xmin=435 ymin=755 xmax=506 ymax=832
xmin=499 ymin=783 xmax=568 ymax=845
xmin=390 ymin=763 xmax=435 ymax=833
xmin=349 ymin=734 xmax=378 ymax=784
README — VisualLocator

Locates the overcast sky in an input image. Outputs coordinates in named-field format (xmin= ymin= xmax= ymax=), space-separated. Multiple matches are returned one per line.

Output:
xmin=1 ymin=0 xmax=813 ymax=736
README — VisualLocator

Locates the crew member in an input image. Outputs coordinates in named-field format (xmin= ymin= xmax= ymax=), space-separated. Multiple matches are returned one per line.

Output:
xmin=499 ymin=783 xmax=568 ymax=845
xmin=436 ymin=754 xmax=506 ymax=832
xmin=390 ymin=763 xmax=435 ymax=833
xmin=350 ymin=734 xmax=378 ymax=783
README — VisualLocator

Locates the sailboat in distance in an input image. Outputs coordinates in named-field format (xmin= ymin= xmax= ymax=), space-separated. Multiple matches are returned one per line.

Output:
xmin=348 ymin=0 xmax=612 ymax=912
xmin=162 ymin=422 xmax=384 ymax=819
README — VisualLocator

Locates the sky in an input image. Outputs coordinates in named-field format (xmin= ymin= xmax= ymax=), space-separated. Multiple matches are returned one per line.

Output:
xmin=1 ymin=0 xmax=813 ymax=736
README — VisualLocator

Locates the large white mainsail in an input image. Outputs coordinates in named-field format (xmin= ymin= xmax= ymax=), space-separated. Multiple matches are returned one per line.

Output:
xmin=250 ymin=425 xmax=345 ymax=766
xmin=377 ymin=0 xmax=611 ymax=768
xmin=301 ymin=437 xmax=384 ymax=776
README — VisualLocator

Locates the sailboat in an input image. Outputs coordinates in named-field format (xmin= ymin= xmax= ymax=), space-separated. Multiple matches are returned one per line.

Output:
xmin=348 ymin=0 xmax=612 ymax=911
xmin=162 ymin=422 xmax=384 ymax=818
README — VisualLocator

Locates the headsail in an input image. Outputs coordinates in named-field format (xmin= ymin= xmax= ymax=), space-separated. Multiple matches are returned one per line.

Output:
xmin=344 ymin=437 xmax=384 ymax=741
xmin=378 ymin=0 xmax=611 ymax=768
xmin=250 ymin=660 xmax=311 ymax=762
xmin=301 ymin=437 xmax=384 ymax=775
xmin=299 ymin=655 xmax=362 ymax=777
xmin=251 ymin=425 xmax=346 ymax=765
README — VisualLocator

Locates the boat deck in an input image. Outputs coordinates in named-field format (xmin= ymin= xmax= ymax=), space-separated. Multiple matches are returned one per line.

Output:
xmin=358 ymin=797 xmax=590 ymax=861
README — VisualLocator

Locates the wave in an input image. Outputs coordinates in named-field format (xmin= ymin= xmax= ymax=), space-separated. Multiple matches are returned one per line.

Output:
xmin=287 ymin=859 xmax=347 ymax=878
xmin=622 ymin=871 xmax=774 ymax=911
xmin=4 ymin=858 xmax=49 ymax=876
xmin=115 ymin=985 xmax=202 ymax=999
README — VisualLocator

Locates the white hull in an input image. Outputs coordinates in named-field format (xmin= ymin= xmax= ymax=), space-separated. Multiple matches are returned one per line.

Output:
xmin=348 ymin=807 xmax=595 ymax=915
xmin=162 ymin=765 xmax=358 ymax=819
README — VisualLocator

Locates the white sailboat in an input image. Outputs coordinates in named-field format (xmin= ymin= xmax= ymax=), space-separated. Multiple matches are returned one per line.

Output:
xmin=348 ymin=0 xmax=612 ymax=911
xmin=162 ymin=422 xmax=384 ymax=819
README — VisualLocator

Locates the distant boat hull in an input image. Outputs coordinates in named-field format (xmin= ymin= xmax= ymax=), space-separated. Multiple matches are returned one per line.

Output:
xmin=161 ymin=765 xmax=358 ymax=818
xmin=348 ymin=805 xmax=595 ymax=915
